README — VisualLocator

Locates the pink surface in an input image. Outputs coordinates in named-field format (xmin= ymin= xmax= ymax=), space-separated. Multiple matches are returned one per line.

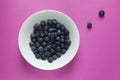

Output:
xmin=0 ymin=0 xmax=120 ymax=80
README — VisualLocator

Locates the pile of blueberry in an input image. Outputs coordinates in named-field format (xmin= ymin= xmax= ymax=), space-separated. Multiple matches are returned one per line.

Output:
xmin=29 ymin=19 xmax=71 ymax=63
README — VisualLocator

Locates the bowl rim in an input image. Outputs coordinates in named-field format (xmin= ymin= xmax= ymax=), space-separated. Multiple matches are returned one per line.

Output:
xmin=18 ymin=9 xmax=80 ymax=70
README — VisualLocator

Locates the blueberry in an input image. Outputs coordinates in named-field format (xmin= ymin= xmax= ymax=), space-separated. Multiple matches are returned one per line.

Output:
xmin=34 ymin=23 xmax=39 ymax=30
xmin=44 ymin=51 xmax=51 ymax=57
xmin=38 ymin=25 xmax=42 ymax=31
xmin=65 ymin=45 xmax=69 ymax=49
xmin=49 ymin=28 xmax=54 ymax=32
xmin=41 ymin=55 xmax=47 ymax=60
xmin=56 ymin=46 xmax=61 ymax=52
xmin=61 ymin=49 xmax=66 ymax=54
xmin=50 ymin=33 xmax=55 ymax=37
xmin=60 ymin=35 xmax=64 ymax=39
xmin=48 ymin=57 xmax=53 ymax=63
xmin=35 ymin=42 xmax=40 ymax=48
xmin=35 ymin=53 xmax=41 ymax=59
xmin=47 ymin=19 xmax=53 ymax=25
xmin=65 ymin=39 xmax=71 ymax=45
xmin=29 ymin=42 xmax=34 ymax=47
xmin=52 ymin=55 xmax=57 ymax=60
xmin=52 ymin=44 xmax=56 ymax=48
xmin=44 ymin=47 xmax=48 ymax=52
xmin=42 ymin=42 xmax=47 ymax=47
xmin=50 ymin=48 xmax=55 ymax=53
xmin=99 ymin=10 xmax=105 ymax=17
xmin=46 ymin=45 xmax=52 ymax=50
xmin=35 ymin=32 xmax=39 ymax=38
xmin=87 ymin=22 xmax=92 ymax=29
xmin=54 ymin=32 xmax=57 ymax=37
xmin=56 ymin=52 xmax=61 ymax=58
xmin=60 ymin=43 xmax=64 ymax=48
xmin=44 ymin=26 xmax=48 ymax=31
xmin=44 ymin=31 xmax=48 ymax=36
xmin=40 ymin=20 xmax=46 ymax=27
xmin=30 ymin=33 xmax=35 ymax=39
xmin=31 ymin=46 xmax=36 ymax=51
xmin=33 ymin=50 xmax=38 ymax=54
xmin=38 ymin=38 xmax=43 ymax=43
xmin=60 ymin=38 xmax=65 ymax=43
xmin=56 ymin=41 xmax=60 ymax=45
xmin=44 ymin=37 xmax=49 ymax=42
xmin=39 ymin=52 xmax=43 ymax=55
xmin=65 ymin=36 xmax=69 ymax=39
xmin=56 ymin=36 xmax=60 ymax=41
xmin=48 ymin=41 xmax=52 ymax=45
xmin=56 ymin=23 xmax=61 ymax=29
xmin=57 ymin=29 xmax=61 ymax=35
xmin=31 ymin=39 xmax=36 ymax=43
xmin=40 ymin=33 xmax=44 ymax=37
xmin=64 ymin=29 xmax=69 ymax=36
xmin=50 ymin=37 xmax=55 ymax=42
xmin=52 ymin=19 xmax=57 ymax=25
xmin=38 ymin=46 xmax=44 ymax=52
xmin=60 ymin=25 xmax=65 ymax=31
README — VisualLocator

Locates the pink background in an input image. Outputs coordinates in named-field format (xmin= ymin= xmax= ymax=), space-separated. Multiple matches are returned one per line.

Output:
xmin=0 ymin=0 xmax=120 ymax=80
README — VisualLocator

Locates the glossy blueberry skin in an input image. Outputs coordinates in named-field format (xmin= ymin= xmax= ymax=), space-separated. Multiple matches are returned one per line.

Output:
xmin=41 ymin=55 xmax=47 ymax=60
xmin=35 ymin=53 xmax=41 ymax=59
xmin=34 ymin=23 xmax=39 ymax=30
xmin=52 ymin=19 xmax=57 ymax=25
xmin=52 ymin=55 xmax=57 ymax=60
xmin=56 ymin=36 xmax=60 ymax=41
xmin=37 ymin=38 xmax=43 ymax=43
xmin=40 ymin=20 xmax=46 ymax=27
xmin=48 ymin=57 xmax=53 ymax=63
xmin=44 ymin=37 xmax=49 ymax=42
xmin=56 ymin=52 xmax=61 ymax=58
xmin=29 ymin=42 xmax=34 ymax=47
xmin=38 ymin=46 xmax=44 ymax=52
xmin=47 ymin=19 xmax=53 ymax=26
xmin=61 ymin=49 xmax=66 ymax=54
xmin=31 ymin=46 xmax=36 ymax=51
xmin=34 ymin=42 xmax=40 ymax=48
xmin=56 ymin=46 xmax=61 ymax=52
xmin=56 ymin=23 xmax=61 ymax=29
xmin=42 ymin=42 xmax=47 ymax=47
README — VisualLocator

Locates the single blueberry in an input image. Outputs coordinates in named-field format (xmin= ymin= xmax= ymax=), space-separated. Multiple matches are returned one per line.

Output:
xmin=42 ymin=42 xmax=47 ymax=47
xmin=29 ymin=42 xmax=34 ymax=47
xmin=65 ymin=45 xmax=69 ymax=50
xmin=31 ymin=39 xmax=36 ymax=43
xmin=46 ymin=45 xmax=52 ymax=50
xmin=65 ymin=39 xmax=71 ymax=45
xmin=31 ymin=46 xmax=36 ymax=51
xmin=52 ymin=44 xmax=56 ymax=49
xmin=52 ymin=19 xmax=57 ymax=25
xmin=41 ymin=55 xmax=47 ymax=60
xmin=48 ymin=57 xmax=53 ymax=63
xmin=57 ymin=29 xmax=61 ymax=35
xmin=38 ymin=25 xmax=42 ymax=31
xmin=34 ymin=23 xmax=39 ymax=30
xmin=50 ymin=37 xmax=55 ymax=42
xmin=56 ymin=46 xmax=61 ymax=52
xmin=56 ymin=23 xmax=61 ymax=29
xmin=35 ymin=32 xmax=39 ymax=38
xmin=38 ymin=46 xmax=44 ymax=52
xmin=60 ymin=38 xmax=65 ymax=43
xmin=60 ymin=35 xmax=64 ymax=39
xmin=50 ymin=48 xmax=55 ymax=53
xmin=35 ymin=53 xmax=41 ymax=59
xmin=44 ymin=37 xmax=49 ymax=42
xmin=30 ymin=33 xmax=36 ymax=39
xmin=52 ymin=55 xmax=57 ymax=60
xmin=37 ymin=38 xmax=43 ymax=43
xmin=60 ymin=25 xmax=65 ymax=31
xmin=60 ymin=43 xmax=64 ymax=48
xmin=47 ymin=19 xmax=53 ymax=25
xmin=65 ymin=36 xmax=69 ymax=39
xmin=49 ymin=28 xmax=54 ymax=32
xmin=56 ymin=52 xmax=61 ymax=58
xmin=64 ymin=29 xmax=69 ymax=36
xmin=56 ymin=36 xmax=60 ymax=41
xmin=44 ymin=51 xmax=51 ymax=57
xmin=40 ymin=20 xmax=46 ymax=27
xmin=61 ymin=49 xmax=66 ymax=54
xmin=87 ymin=22 xmax=92 ymax=29
xmin=99 ymin=10 xmax=105 ymax=17
xmin=35 ymin=42 xmax=40 ymax=48
xmin=44 ymin=26 xmax=48 ymax=31
xmin=39 ymin=52 xmax=43 ymax=55
xmin=44 ymin=31 xmax=48 ymax=36
xmin=56 ymin=41 xmax=60 ymax=45
xmin=33 ymin=50 xmax=38 ymax=54
xmin=40 ymin=33 xmax=44 ymax=37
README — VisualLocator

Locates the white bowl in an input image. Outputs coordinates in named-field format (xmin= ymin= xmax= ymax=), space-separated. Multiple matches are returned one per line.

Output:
xmin=18 ymin=10 xmax=80 ymax=70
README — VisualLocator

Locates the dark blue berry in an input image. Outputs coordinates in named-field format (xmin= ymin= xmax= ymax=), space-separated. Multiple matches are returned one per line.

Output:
xmin=47 ymin=19 xmax=52 ymax=25
xmin=35 ymin=32 xmax=39 ymax=38
xmin=57 ymin=29 xmax=61 ymax=35
xmin=44 ymin=31 xmax=48 ymax=36
xmin=52 ymin=44 xmax=56 ymax=48
xmin=46 ymin=45 xmax=52 ymax=50
xmin=52 ymin=19 xmax=57 ymax=25
xmin=42 ymin=42 xmax=47 ymax=47
xmin=60 ymin=25 xmax=65 ymax=31
xmin=44 ymin=37 xmax=49 ymax=42
xmin=31 ymin=46 xmax=36 ymax=51
xmin=44 ymin=52 xmax=51 ymax=57
xmin=87 ymin=22 xmax=92 ymax=29
xmin=56 ymin=41 xmax=60 ymax=45
xmin=38 ymin=46 xmax=44 ymax=52
xmin=34 ymin=23 xmax=39 ymax=30
xmin=56 ymin=36 xmax=60 ymax=41
xmin=50 ymin=48 xmax=55 ymax=53
xmin=31 ymin=39 xmax=36 ymax=43
xmin=44 ymin=26 xmax=48 ymax=31
xmin=52 ymin=55 xmax=57 ymax=60
xmin=48 ymin=57 xmax=53 ymax=63
xmin=56 ymin=23 xmax=61 ymax=29
xmin=35 ymin=53 xmax=41 ymax=59
xmin=60 ymin=38 xmax=65 ymax=43
xmin=49 ymin=28 xmax=54 ymax=32
xmin=30 ymin=33 xmax=35 ymax=39
xmin=99 ymin=10 xmax=105 ymax=17
xmin=37 ymin=38 xmax=43 ymax=43
xmin=40 ymin=33 xmax=44 ymax=37
xmin=39 ymin=52 xmax=42 ymax=55
xmin=40 ymin=20 xmax=46 ymax=27
xmin=65 ymin=39 xmax=71 ymax=45
xmin=61 ymin=49 xmax=66 ymax=54
xmin=65 ymin=29 xmax=69 ymax=36
xmin=60 ymin=43 xmax=64 ymax=48
xmin=56 ymin=46 xmax=61 ymax=52
xmin=35 ymin=42 xmax=40 ymax=48
xmin=33 ymin=50 xmax=38 ymax=54
xmin=29 ymin=42 xmax=34 ymax=47
xmin=60 ymin=35 xmax=64 ymax=39
xmin=41 ymin=55 xmax=47 ymax=60
xmin=65 ymin=45 xmax=69 ymax=49
xmin=56 ymin=52 xmax=61 ymax=58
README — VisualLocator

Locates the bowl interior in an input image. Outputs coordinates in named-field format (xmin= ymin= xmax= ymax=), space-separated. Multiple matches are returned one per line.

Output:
xmin=18 ymin=10 xmax=80 ymax=70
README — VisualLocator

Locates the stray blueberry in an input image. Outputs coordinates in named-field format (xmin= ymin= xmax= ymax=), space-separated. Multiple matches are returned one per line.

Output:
xmin=87 ymin=22 xmax=92 ymax=29
xmin=99 ymin=10 xmax=105 ymax=17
